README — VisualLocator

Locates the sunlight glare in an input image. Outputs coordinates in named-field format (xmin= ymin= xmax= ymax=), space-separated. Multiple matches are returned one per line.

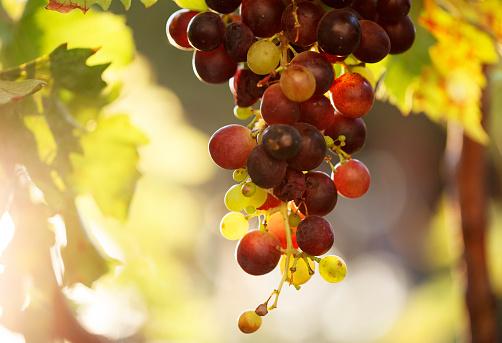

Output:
xmin=0 ymin=212 xmax=15 ymax=255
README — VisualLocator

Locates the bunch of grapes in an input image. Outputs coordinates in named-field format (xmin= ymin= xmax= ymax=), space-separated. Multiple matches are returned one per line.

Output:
xmin=166 ymin=0 xmax=414 ymax=334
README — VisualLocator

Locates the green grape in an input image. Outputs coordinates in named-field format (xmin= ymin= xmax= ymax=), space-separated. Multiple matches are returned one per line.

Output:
xmin=319 ymin=255 xmax=347 ymax=283
xmin=233 ymin=168 xmax=248 ymax=182
xmin=288 ymin=212 xmax=302 ymax=227
xmin=247 ymin=186 xmax=267 ymax=208
xmin=280 ymin=255 xmax=315 ymax=285
xmin=220 ymin=212 xmax=249 ymax=240
xmin=225 ymin=184 xmax=250 ymax=211
xmin=245 ymin=205 xmax=256 ymax=214
xmin=238 ymin=309 xmax=262 ymax=334
xmin=247 ymin=40 xmax=281 ymax=75
xmin=241 ymin=182 xmax=256 ymax=197
xmin=234 ymin=106 xmax=254 ymax=120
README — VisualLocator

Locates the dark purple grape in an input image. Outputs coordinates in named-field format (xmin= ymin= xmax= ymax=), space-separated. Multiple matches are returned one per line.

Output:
xmin=240 ymin=0 xmax=285 ymax=38
xmin=166 ymin=9 xmax=199 ymax=50
xmin=299 ymin=95 xmax=335 ymax=131
xmin=376 ymin=0 xmax=411 ymax=21
xmin=273 ymin=167 xmax=306 ymax=202
xmin=262 ymin=124 xmax=302 ymax=160
xmin=378 ymin=15 xmax=415 ymax=54
xmin=236 ymin=230 xmax=282 ymax=275
xmin=260 ymin=83 xmax=302 ymax=125
xmin=321 ymin=0 xmax=354 ymax=9
xmin=353 ymin=20 xmax=390 ymax=63
xmin=206 ymin=0 xmax=242 ymax=14
xmin=296 ymin=216 xmax=334 ymax=256
xmin=281 ymin=1 xmax=325 ymax=47
xmin=224 ymin=21 xmax=256 ymax=62
xmin=295 ymin=171 xmax=337 ymax=216
xmin=193 ymin=44 xmax=238 ymax=84
xmin=230 ymin=68 xmax=268 ymax=107
xmin=247 ymin=144 xmax=287 ymax=189
xmin=349 ymin=0 xmax=378 ymax=21
xmin=317 ymin=9 xmax=362 ymax=56
xmin=187 ymin=12 xmax=226 ymax=51
xmin=290 ymin=51 xmax=335 ymax=96
xmin=287 ymin=123 xmax=327 ymax=171
xmin=324 ymin=112 xmax=367 ymax=155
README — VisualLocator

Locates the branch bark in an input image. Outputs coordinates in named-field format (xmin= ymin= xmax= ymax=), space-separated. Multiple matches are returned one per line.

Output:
xmin=454 ymin=64 xmax=498 ymax=343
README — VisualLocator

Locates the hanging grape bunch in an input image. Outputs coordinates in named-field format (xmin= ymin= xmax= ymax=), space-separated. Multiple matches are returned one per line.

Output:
xmin=166 ymin=0 xmax=414 ymax=334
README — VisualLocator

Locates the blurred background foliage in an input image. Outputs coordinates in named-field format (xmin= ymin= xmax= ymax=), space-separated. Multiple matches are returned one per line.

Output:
xmin=0 ymin=0 xmax=500 ymax=342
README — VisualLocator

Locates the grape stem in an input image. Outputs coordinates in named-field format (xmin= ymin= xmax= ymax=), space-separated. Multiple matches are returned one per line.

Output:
xmin=268 ymin=201 xmax=294 ymax=310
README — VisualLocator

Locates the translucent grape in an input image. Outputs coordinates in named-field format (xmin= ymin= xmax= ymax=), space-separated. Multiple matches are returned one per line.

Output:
xmin=234 ymin=106 xmax=254 ymax=120
xmin=280 ymin=255 xmax=315 ymax=285
xmin=238 ymin=309 xmax=262 ymax=334
xmin=225 ymin=184 xmax=250 ymax=211
xmin=233 ymin=168 xmax=248 ymax=182
xmin=319 ymin=255 xmax=347 ymax=283
xmin=220 ymin=212 xmax=249 ymax=240
xmin=241 ymin=181 xmax=257 ymax=197
xmin=280 ymin=65 xmax=316 ymax=102
xmin=247 ymin=40 xmax=281 ymax=75
xmin=247 ymin=186 xmax=268 ymax=208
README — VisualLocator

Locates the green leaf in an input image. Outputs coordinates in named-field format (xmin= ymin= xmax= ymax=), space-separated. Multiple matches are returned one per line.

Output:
xmin=173 ymin=0 xmax=208 ymax=11
xmin=69 ymin=114 xmax=148 ymax=221
xmin=140 ymin=0 xmax=157 ymax=7
xmin=44 ymin=0 xmax=154 ymax=13
xmin=0 ymin=79 xmax=46 ymax=104
xmin=121 ymin=0 xmax=131 ymax=9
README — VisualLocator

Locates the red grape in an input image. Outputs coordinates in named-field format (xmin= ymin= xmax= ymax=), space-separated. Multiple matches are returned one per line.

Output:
xmin=330 ymin=72 xmax=374 ymax=118
xmin=296 ymin=215 xmax=334 ymax=256
xmin=208 ymin=124 xmax=257 ymax=170
xmin=236 ymin=230 xmax=282 ymax=275
xmin=332 ymin=159 xmax=370 ymax=198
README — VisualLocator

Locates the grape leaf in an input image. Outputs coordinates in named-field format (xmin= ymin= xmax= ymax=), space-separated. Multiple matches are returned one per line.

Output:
xmin=45 ymin=0 xmax=157 ymax=13
xmin=0 ymin=79 xmax=46 ymax=104
xmin=69 ymin=114 xmax=148 ymax=221
xmin=174 ymin=0 xmax=208 ymax=11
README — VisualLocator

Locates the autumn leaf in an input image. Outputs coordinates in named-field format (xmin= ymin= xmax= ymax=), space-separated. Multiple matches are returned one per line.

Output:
xmin=45 ymin=0 xmax=157 ymax=13
xmin=0 ymin=79 xmax=46 ymax=104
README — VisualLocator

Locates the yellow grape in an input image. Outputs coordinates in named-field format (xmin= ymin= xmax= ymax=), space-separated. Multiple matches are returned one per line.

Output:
xmin=247 ymin=186 xmax=267 ymax=208
xmin=247 ymin=40 xmax=281 ymax=75
xmin=319 ymin=255 xmax=347 ymax=283
xmin=238 ymin=309 xmax=262 ymax=334
xmin=220 ymin=212 xmax=249 ymax=240
xmin=280 ymin=255 xmax=314 ymax=285
xmin=225 ymin=184 xmax=249 ymax=211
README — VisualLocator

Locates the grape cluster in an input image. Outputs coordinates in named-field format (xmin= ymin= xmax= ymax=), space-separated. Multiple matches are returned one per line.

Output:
xmin=166 ymin=0 xmax=414 ymax=334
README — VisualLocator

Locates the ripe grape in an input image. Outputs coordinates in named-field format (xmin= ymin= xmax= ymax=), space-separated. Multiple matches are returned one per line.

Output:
xmin=317 ymin=9 xmax=362 ymax=56
xmin=208 ymin=124 xmax=256 ymax=170
xmin=281 ymin=1 xmax=324 ymax=47
xmin=256 ymin=192 xmax=282 ymax=210
xmin=262 ymin=124 xmax=302 ymax=160
xmin=299 ymin=95 xmax=335 ymax=131
xmin=240 ymin=0 xmax=285 ymax=38
xmin=378 ymin=15 xmax=416 ymax=54
xmin=324 ymin=112 xmax=367 ymax=155
xmin=280 ymin=255 xmax=315 ymax=285
xmin=230 ymin=67 xmax=269 ymax=107
xmin=296 ymin=215 xmax=334 ymax=256
xmin=166 ymin=9 xmax=199 ymax=50
xmin=247 ymin=40 xmax=281 ymax=75
xmin=224 ymin=21 xmax=256 ymax=62
xmin=295 ymin=171 xmax=338 ymax=216
xmin=290 ymin=51 xmax=335 ymax=96
xmin=319 ymin=255 xmax=347 ymax=283
xmin=187 ymin=12 xmax=226 ymax=51
xmin=238 ymin=310 xmax=262 ymax=334
xmin=280 ymin=65 xmax=316 ymax=102
xmin=206 ymin=0 xmax=242 ymax=14
xmin=353 ymin=20 xmax=391 ymax=63
xmin=260 ymin=84 xmax=302 ymax=125
xmin=247 ymin=144 xmax=287 ymax=189
xmin=332 ymin=159 xmax=371 ymax=198
xmin=193 ymin=44 xmax=238 ymax=84
xmin=273 ymin=167 xmax=306 ymax=202
xmin=321 ymin=0 xmax=354 ymax=9
xmin=236 ymin=230 xmax=282 ymax=275
xmin=267 ymin=211 xmax=299 ymax=249
xmin=220 ymin=212 xmax=249 ymax=240
xmin=287 ymin=123 xmax=327 ymax=171
xmin=349 ymin=0 xmax=378 ymax=21
xmin=225 ymin=184 xmax=250 ymax=211
xmin=376 ymin=0 xmax=411 ymax=21
xmin=330 ymin=72 xmax=374 ymax=118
